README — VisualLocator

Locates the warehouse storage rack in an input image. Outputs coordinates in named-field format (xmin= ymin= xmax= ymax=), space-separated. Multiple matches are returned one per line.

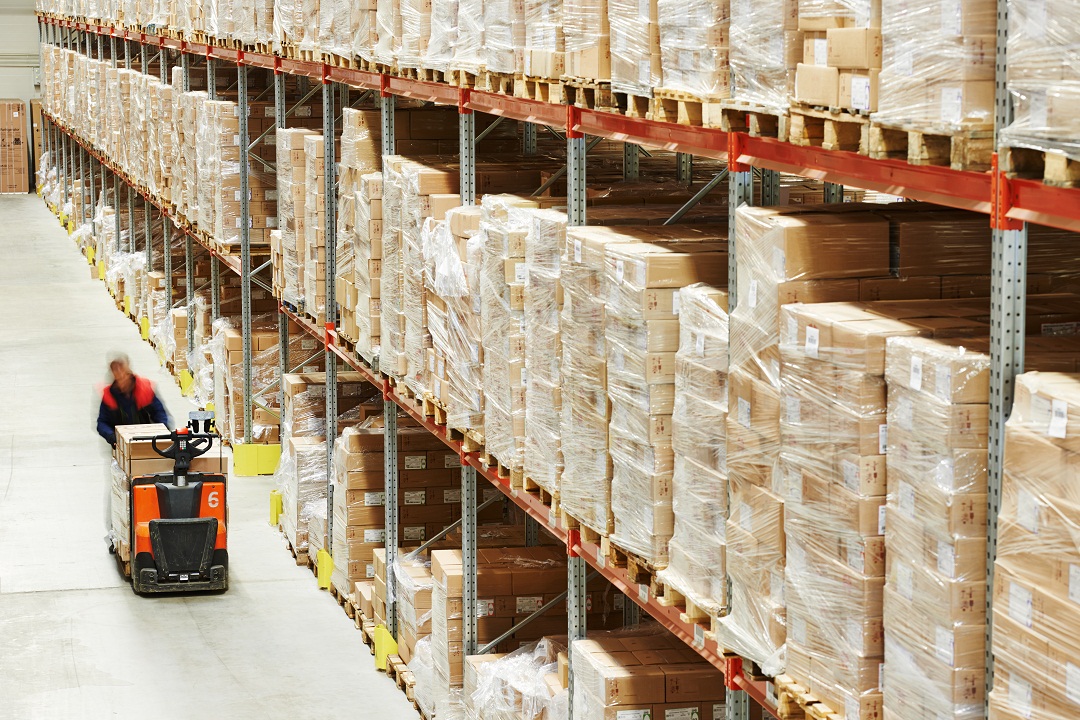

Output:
xmin=34 ymin=2 xmax=1067 ymax=716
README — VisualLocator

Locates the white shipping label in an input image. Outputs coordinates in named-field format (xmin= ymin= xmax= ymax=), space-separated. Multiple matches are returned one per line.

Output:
xmin=443 ymin=489 xmax=462 ymax=504
xmin=786 ymin=315 xmax=798 ymax=345
xmin=517 ymin=596 xmax=543 ymax=613
xmin=896 ymin=48 xmax=914 ymax=77
xmin=851 ymin=76 xmax=872 ymax=112
xmin=638 ymin=583 xmax=649 ymax=602
xmin=935 ymin=625 xmax=954 ymax=664
xmin=805 ymin=326 xmax=820 ymax=358
xmin=1070 ymin=564 xmax=1080 ymax=605
xmin=695 ymin=333 xmax=705 ymax=357
xmin=433 ymin=378 xmax=442 ymax=397
xmin=909 ymin=356 xmax=923 ymax=391
xmin=692 ymin=624 xmax=705 ymax=649
xmin=637 ymin=60 xmax=651 ymax=87
xmin=404 ymin=526 xmax=426 ymax=541
xmin=515 ymin=264 xmax=528 ymax=284
xmin=938 ymin=541 xmax=956 ymax=578
xmin=404 ymin=455 xmax=427 ymax=470
xmin=897 ymin=561 xmax=914 ymax=600
xmin=615 ymin=259 xmax=625 ymax=283
xmin=790 ymin=615 xmax=807 ymax=644
xmin=788 ymin=542 xmax=806 ymax=572
xmin=933 ymin=457 xmax=956 ymax=490
xmin=770 ymin=572 xmax=786 ymax=603
xmin=772 ymin=247 xmax=786 ymax=278
xmin=615 ymin=711 xmax=650 ymax=720
xmin=364 ymin=491 xmax=385 ymax=506
xmin=941 ymin=87 xmax=964 ymax=125
xmin=404 ymin=490 xmax=426 ymax=505
xmin=477 ymin=599 xmax=495 ymax=617
xmin=1017 ymin=488 xmax=1040 ymax=533
xmin=898 ymin=481 xmax=916 ymax=518
xmin=846 ymin=541 xmax=865 ymax=573
xmin=749 ymin=279 xmax=759 ymax=308
xmin=878 ymin=505 xmax=887 ymax=535
xmin=1008 ymin=675 xmax=1033 ymax=716
xmin=366 ymin=563 xmax=375 ymax=578
xmin=841 ymin=459 xmax=858 ymax=492
xmin=364 ymin=528 xmax=385 ymax=543
xmin=470 ymin=342 xmax=480 ymax=363
xmin=444 ymin=454 xmax=461 ymax=469
xmin=737 ymin=397 xmax=751 ymax=429
xmin=854 ymin=0 xmax=870 ymax=25
xmin=672 ymin=290 xmax=680 ymax=316
xmin=785 ymin=396 xmax=801 ymax=424
xmin=1009 ymin=581 xmax=1034 ymax=627
xmin=895 ymin=395 xmax=913 ymax=431
xmin=1029 ymin=0 xmax=1047 ymax=39
xmin=665 ymin=709 xmax=694 ymax=720
xmin=846 ymin=618 xmax=861 ymax=648
xmin=814 ymin=37 xmax=828 ymax=65
xmin=302 ymin=338 xmax=317 ymax=350
xmin=878 ymin=424 xmax=889 ymax=454
xmin=1067 ymin=663 xmax=1080 ymax=706
xmin=573 ymin=239 xmax=582 ymax=263
xmin=1049 ymin=398 xmax=1069 ymax=438
xmin=940 ymin=0 xmax=962 ymax=35
xmin=739 ymin=502 xmax=753 ymax=533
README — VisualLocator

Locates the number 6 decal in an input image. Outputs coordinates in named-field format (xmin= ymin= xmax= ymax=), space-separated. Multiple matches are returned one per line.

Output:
xmin=207 ymin=490 xmax=220 ymax=509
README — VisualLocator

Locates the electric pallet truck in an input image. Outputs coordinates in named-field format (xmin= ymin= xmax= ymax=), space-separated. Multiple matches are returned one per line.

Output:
xmin=115 ymin=411 xmax=229 ymax=594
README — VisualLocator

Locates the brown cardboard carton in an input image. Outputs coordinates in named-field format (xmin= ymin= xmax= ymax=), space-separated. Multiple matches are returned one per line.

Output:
xmin=826 ymin=28 xmax=882 ymax=69
xmin=795 ymin=63 xmax=840 ymax=106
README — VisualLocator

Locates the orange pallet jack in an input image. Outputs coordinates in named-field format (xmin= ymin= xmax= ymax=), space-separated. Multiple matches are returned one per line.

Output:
xmin=117 ymin=411 xmax=229 ymax=594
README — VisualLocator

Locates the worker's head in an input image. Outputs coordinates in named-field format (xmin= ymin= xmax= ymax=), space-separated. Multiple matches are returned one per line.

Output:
xmin=109 ymin=353 xmax=134 ymax=393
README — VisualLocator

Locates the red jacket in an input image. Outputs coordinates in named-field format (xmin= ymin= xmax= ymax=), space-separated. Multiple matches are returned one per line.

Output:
xmin=101 ymin=375 xmax=156 ymax=411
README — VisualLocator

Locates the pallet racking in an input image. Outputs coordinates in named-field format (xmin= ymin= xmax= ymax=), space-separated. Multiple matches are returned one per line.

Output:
xmin=34 ymin=2 xmax=1068 ymax=715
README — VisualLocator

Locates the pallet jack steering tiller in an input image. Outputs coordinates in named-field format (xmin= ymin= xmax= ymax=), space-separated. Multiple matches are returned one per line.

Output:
xmin=119 ymin=411 xmax=229 ymax=594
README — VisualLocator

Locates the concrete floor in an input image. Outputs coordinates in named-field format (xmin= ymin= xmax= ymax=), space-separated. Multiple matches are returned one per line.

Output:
xmin=0 ymin=195 xmax=416 ymax=719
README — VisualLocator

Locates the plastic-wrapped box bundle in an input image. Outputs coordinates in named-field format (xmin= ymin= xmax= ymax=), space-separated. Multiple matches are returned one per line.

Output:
xmin=657 ymin=284 xmax=729 ymax=615
xmin=656 ymin=0 xmax=729 ymax=99
xmin=780 ymin=302 xmax=932 ymax=719
xmin=399 ymin=0 xmax=433 ymax=69
xmin=523 ymin=209 xmax=566 ymax=498
xmin=882 ymin=336 xmax=990 ymax=720
xmin=719 ymin=206 xmax=889 ymax=672
xmin=330 ymin=424 xmax=387 ymax=597
xmin=393 ymin=549 xmax=437 ymax=664
xmin=522 ymin=0 xmax=563 ymax=79
xmin=609 ymin=0 xmax=660 ymax=98
xmin=380 ymin=158 xmax=407 ymax=377
xmin=468 ymin=638 xmax=568 ymax=720
xmin=196 ymin=100 xmax=229 ymax=237
xmin=340 ymin=109 xmax=383 ymax=174
xmin=999 ymin=0 xmax=1080 ymax=167
xmin=277 ymin=128 xmax=317 ymax=308
xmin=876 ymin=0 xmax=994 ymax=130
xmin=354 ymin=172 xmax=383 ymax=358
xmin=423 ymin=0 xmax=457 ymax=72
xmin=729 ymin=0 xmax=800 ymax=111
xmin=374 ymin=0 xmax=401 ymax=66
xmin=988 ymin=372 xmax=1080 ymax=720
xmin=562 ymin=0 xmax=609 ymax=80
xmin=605 ymin=238 xmax=728 ymax=567
xmin=172 ymin=81 xmax=206 ymax=225
xmin=303 ymin=134 xmax=326 ymax=319
xmin=452 ymin=0 xmax=485 ymax=75
xmin=483 ymin=0 xmax=523 ymax=75
xmin=570 ymin=625 xmax=727 ymax=720
xmin=108 ymin=459 xmax=130 ymax=554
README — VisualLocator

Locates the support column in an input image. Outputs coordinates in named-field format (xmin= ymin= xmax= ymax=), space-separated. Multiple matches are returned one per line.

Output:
xmin=323 ymin=77 xmax=338 ymax=549
xmin=522 ymin=122 xmax=537 ymax=155
xmin=623 ymin=143 xmax=639 ymax=181
xmin=823 ymin=182 xmax=844 ymax=203
xmin=760 ymin=169 xmax=781 ymax=207
xmin=384 ymin=400 xmax=399 ymax=637
xmin=461 ymin=464 xmax=478 ymax=654
xmin=275 ymin=69 xmax=288 ymax=410
xmin=676 ymin=151 xmax=692 ymax=185
xmin=381 ymin=93 xmax=395 ymax=157
xmin=239 ymin=63 xmax=254 ymax=445
xmin=185 ymin=232 xmax=195 ymax=353
xmin=145 ymin=198 xmax=153 ymax=269
xmin=459 ymin=103 xmax=475 ymax=205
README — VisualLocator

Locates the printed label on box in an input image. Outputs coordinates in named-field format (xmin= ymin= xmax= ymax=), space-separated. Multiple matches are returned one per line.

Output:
xmin=365 ymin=491 xmax=385 ymax=506
xmin=805 ymin=326 xmax=819 ymax=358
xmin=878 ymin=424 xmax=888 ymax=454
xmin=748 ymin=279 xmax=759 ymax=308
xmin=516 ymin=596 xmax=543 ymax=614
xmin=898 ymin=481 xmax=915 ymax=518
xmin=851 ymin=76 xmax=872 ymax=111
xmin=615 ymin=711 xmax=650 ymax=720
xmin=665 ymin=709 xmax=695 ymax=720
xmin=897 ymin=561 xmax=914 ymax=600
xmin=695 ymin=333 xmax=705 ymax=357
xmin=935 ymin=625 xmax=954 ymax=664
xmin=1070 ymin=564 xmax=1080 ymax=605
xmin=1049 ymin=399 xmax=1069 ymax=438
xmin=404 ymin=490 xmax=425 ymax=505
xmin=909 ymin=356 xmax=923 ymax=391
xmin=814 ymin=37 xmax=827 ymax=65
xmin=1008 ymin=675 xmax=1033 ymax=715
xmin=364 ymin=528 xmax=385 ymax=543
xmin=1008 ymin=581 xmax=1033 ymax=627
xmin=1017 ymin=488 xmax=1039 ymax=533
xmin=737 ymin=397 xmax=751 ymax=429
xmin=785 ymin=396 xmax=801 ymax=424
xmin=878 ymin=505 xmax=887 ymax=535
xmin=937 ymin=541 xmax=956 ymax=578
xmin=573 ymin=240 xmax=582 ymax=263
xmin=443 ymin=489 xmax=462 ymax=504
xmin=404 ymin=525 xmax=425 ymax=541
xmin=477 ymin=599 xmax=495 ymax=617
xmin=1067 ymin=663 xmax=1080 ymax=706
xmin=404 ymin=455 xmax=427 ymax=470
xmin=615 ymin=260 xmax=624 ymax=283
xmin=672 ymin=290 xmax=680 ymax=316
xmin=366 ymin=563 xmax=375 ymax=578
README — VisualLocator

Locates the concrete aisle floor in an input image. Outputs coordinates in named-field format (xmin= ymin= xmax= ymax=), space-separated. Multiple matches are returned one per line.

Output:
xmin=0 ymin=195 xmax=416 ymax=720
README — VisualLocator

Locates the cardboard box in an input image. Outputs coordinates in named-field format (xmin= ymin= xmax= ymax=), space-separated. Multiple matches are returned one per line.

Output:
xmin=795 ymin=63 xmax=840 ymax=107
xmin=826 ymin=28 xmax=882 ymax=69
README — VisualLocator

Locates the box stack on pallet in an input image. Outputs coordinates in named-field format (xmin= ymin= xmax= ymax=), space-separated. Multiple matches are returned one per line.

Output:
xmin=276 ymin=127 xmax=319 ymax=309
xmin=303 ymin=133 xmax=327 ymax=321
xmin=354 ymin=171 xmax=384 ymax=359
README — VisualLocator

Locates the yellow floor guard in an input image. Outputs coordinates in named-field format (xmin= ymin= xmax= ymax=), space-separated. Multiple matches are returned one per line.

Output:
xmin=374 ymin=626 xmax=399 ymax=671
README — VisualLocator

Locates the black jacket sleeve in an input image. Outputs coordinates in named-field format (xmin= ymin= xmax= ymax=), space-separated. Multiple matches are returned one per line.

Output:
xmin=97 ymin=400 xmax=116 ymax=445
xmin=147 ymin=393 xmax=172 ymax=429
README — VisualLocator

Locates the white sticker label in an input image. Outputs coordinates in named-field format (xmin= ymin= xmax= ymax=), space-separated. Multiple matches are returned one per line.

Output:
xmin=1067 ymin=663 xmax=1080 ymax=707
xmin=841 ymin=459 xmax=858 ymax=492
xmin=477 ymin=599 xmax=495 ymax=617
xmin=615 ymin=259 xmax=625 ymax=283
xmin=404 ymin=525 xmax=426 ymax=540
xmin=1049 ymin=399 xmax=1069 ymax=438
xmin=737 ymin=397 xmax=751 ymax=429
xmin=851 ymin=76 xmax=872 ymax=112
xmin=672 ymin=290 xmax=680 ymax=316
xmin=515 ymin=264 xmax=527 ymax=284
xmin=935 ymin=625 xmax=954 ymax=664
xmin=814 ymin=37 xmax=828 ymax=65
xmin=638 ymin=583 xmax=649 ymax=603
xmin=695 ymin=333 xmax=705 ymax=357
xmin=897 ymin=561 xmax=914 ymax=600
xmin=433 ymin=378 xmax=442 ymax=397
xmin=846 ymin=697 xmax=859 ymax=720
xmin=517 ymin=596 xmax=544 ymax=613
xmin=938 ymin=541 xmax=956 ymax=578
xmin=404 ymin=490 xmax=426 ymax=505
xmin=739 ymin=502 xmax=754 ymax=532
xmin=786 ymin=315 xmax=798 ymax=345
xmin=573 ymin=240 xmax=582 ymax=263
xmin=941 ymin=0 xmax=962 ymax=35
xmin=404 ymin=455 xmax=427 ymax=470
xmin=899 ymin=481 xmax=916 ymax=518
xmin=878 ymin=505 xmax=887 ymax=535
xmin=933 ymin=457 xmax=956 ymax=491
xmin=846 ymin=541 xmax=865 ymax=573
xmin=790 ymin=615 xmax=807 ymax=644
xmin=785 ymin=396 xmax=801 ymax=424
xmin=910 ymin=356 xmax=923 ymax=391
xmin=692 ymin=624 xmax=705 ymax=649
xmin=665 ymin=709 xmax=695 ymax=720
xmin=1008 ymin=675 xmax=1032 ymax=715
xmin=364 ymin=491 xmax=385 ymax=506
xmin=615 ymin=711 xmax=650 ymax=720
xmin=854 ymin=0 xmax=870 ymax=25
xmin=1017 ymin=488 xmax=1040 ymax=533
xmin=445 ymin=455 xmax=462 ymax=469
xmin=846 ymin=617 xmax=862 ymax=649
xmin=878 ymin=424 xmax=889 ymax=455
xmin=1069 ymin=564 xmax=1080 ymax=605
xmin=895 ymin=395 xmax=914 ymax=431
xmin=772 ymin=247 xmax=786 ymax=277
xmin=364 ymin=528 xmax=385 ymax=543
xmin=597 ymin=552 xmax=606 ymax=569
xmin=805 ymin=326 xmax=820 ymax=358
xmin=941 ymin=86 xmax=964 ymax=124
xmin=1009 ymin=581 xmax=1034 ymax=627
xmin=748 ymin=279 xmax=759 ymax=308
xmin=443 ymin=489 xmax=462 ymax=504
xmin=366 ymin=563 xmax=375 ymax=578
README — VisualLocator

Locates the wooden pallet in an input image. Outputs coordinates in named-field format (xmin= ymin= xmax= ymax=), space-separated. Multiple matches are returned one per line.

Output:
xmin=651 ymin=88 xmax=725 ymax=127
xmin=447 ymin=68 xmax=482 ymax=88
xmin=656 ymin=580 xmax=723 ymax=639
xmin=299 ymin=49 xmax=319 ymax=63
xmin=496 ymin=459 xmax=525 ymax=490
xmin=603 ymin=537 xmax=667 ymax=599
xmin=421 ymin=393 xmax=448 ymax=426
xmin=719 ymin=99 xmax=790 ymax=140
xmin=772 ymin=675 xmax=830 ymax=720
xmin=613 ymin=90 xmax=651 ymax=119
xmin=212 ymin=35 xmax=241 ymax=50
xmin=1001 ymin=145 xmax=1080 ymax=188
xmin=395 ymin=65 xmax=445 ymax=83
xmin=868 ymin=121 xmax=994 ymax=172
xmin=517 ymin=75 xmax=564 ymax=104
xmin=329 ymin=582 xmax=357 ymax=619
xmin=789 ymin=104 xmax=870 ymax=154
xmin=282 ymin=531 xmax=310 ymax=567
xmin=360 ymin=617 xmax=377 ymax=653
xmin=322 ymin=52 xmax=360 ymax=69
xmin=562 ymin=77 xmax=614 ymax=111
xmin=481 ymin=70 xmax=516 ymax=95
xmin=449 ymin=426 xmax=485 ymax=453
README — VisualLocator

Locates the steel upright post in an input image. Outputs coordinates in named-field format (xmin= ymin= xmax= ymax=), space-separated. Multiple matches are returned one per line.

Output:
xmin=384 ymin=400 xmax=399 ymax=637
xmin=459 ymin=102 xmax=475 ymax=205
xmin=275 ymin=69 xmax=288 ymax=409
xmin=323 ymin=78 xmax=338 ymax=550
xmin=239 ymin=63 xmax=254 ymax=445
xmin=623 ymin=143 xmax=639 ymax=180
xmin=461 ymin=464 xmax=478 ymax=654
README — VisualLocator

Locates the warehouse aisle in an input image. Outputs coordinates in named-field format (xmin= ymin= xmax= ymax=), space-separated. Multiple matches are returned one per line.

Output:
xmin=0 ymin=195 xmax=415 ymax=720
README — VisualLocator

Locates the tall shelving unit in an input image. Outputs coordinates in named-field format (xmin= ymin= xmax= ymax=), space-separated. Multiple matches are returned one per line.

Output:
xmin=34 ymin=0 xmax=1068 ymax=714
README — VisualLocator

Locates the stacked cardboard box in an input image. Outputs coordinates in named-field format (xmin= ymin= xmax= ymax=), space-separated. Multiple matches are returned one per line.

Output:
xmin=780 ymin=301 xmax=929 ymax=720
xmin=729 ymin=0 xmax=801 ymax=111
xmin=606 ymin=237 xmax=728 ymax=566
xmin=174 ymin=84 xmax=207 ymax=227
xmin=795 ymin=2 xmax=882 ymax=111
xmin=656 ymin=0 xmax=730 ymax=99
xmin=657 ymin=284 xmax=730 ymax=615
xmin=276 ymin=127 xmax=318 ymax=309
xmin=609 ymin=0 xmax=661 ymax=98
xmin=354 ymin=171 xmax=384 ymax=358
xmin=570 ymin=628 xmax=727 ymax=720
xmin=878 ymin=0 xmax=995 ymax=129
xmin=989 ymin=372 xmax=1080 ymax=720
xmin=522 ymin=0 xmax=564 ymax=78
xmin=303 ymin=133 xmax=327 ymax=319
xmin=562 ymin=0 xmax=609 ymax=80
xmin=883 ymin=336 xmax=990 ymax=720
xmin=462 ymin=639 xmax=567 ymax=720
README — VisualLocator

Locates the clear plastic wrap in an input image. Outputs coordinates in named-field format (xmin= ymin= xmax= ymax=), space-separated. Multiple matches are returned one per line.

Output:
xmin=483 ymin=0 xmax=523 ymax=75
xmin=562 ymin=0 xmax=608 ymax=80
xmin=999 ymin=1 xmax=1080 ymax=163
xmin=354 ymin=172 xmax=383 ymax=358
xmin=608 ymin=0 xmax=658 ymax=97
xmin=877 ymin=0 xmax=995 ymax=129
xmin=470 ymin=638 xmax=568 ymax=720
xmin=452 ymin=0 xmax=485 ymax=74
xmin=277 ymin=128 xmax=317 ymax=309
xmin=108 ymin=458 xmax=130 ymax=551
xmin=523 ymin=209 xmax=567 ymax=497
xmin=521 ymin=0 xmax=563 ymax=79
xmin=989 ymin=371 xmax=1080 ymax=720
xmin=605 ymin=238 xmax=728 ymax=567
xmin=303 ymin=133 xmax=326 ymax=318
xmin=729 ymin=0 xmax=799 ymax=111
xmin=424 ymin=0 xmax=457 ymax=72
xmin=657 ymin=0 xmax=730 ymax=98
xmin=657 ymin=284 xmax=729 ymax=615
xmin=398 ymin=0 xmax=431 ymax=69
xmin=380 ymin=158 xmax=407 ymax=377
xmin=374 ymin=0 xmax=402 ymax=66
xmin=882 ymin=336 xmax=990 ymax=720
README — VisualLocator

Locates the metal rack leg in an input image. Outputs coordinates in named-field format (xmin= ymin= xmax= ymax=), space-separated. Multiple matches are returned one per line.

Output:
xmin=523 ymin=122 xmax=537 ymax=156
xmin=210 ymin=257 xmax=221 ymax=318
xmin=462 ymin=464 xmax=478 ymax=655
xmin=460 ymin=109 xmax=475 ymax=205
xmin=163 ymin=220 xmax=172 ymax=306
xmin=239 ymin=63 xmax=254 ymax=446
xmin=727 ymin=169 xmax=753 ymax=308
xmin=524 ymin=515 xmax=540 ymax=546
xmin=185 ymin=232 xmax=195 ymax=354
xmin=127 ymin=183 xmax=135 ymax=252
xmin=113 ymin=174 xmax=121 ymax=251
xmin=323 ymin=77 xmax=338 ymax=550
xmin=823 ymin=182 xmax=844 ymax=203
xmin=144 ymin=198 xmax=153 ymax=269
xmin=676 ymin=152 xmax=692 ymax=185
xmin=566 ymin=537 xmax=588 ymax=720
xmin=623 ymin=143 xmax=639 ymax=181
xmin=760 ymin=169 xmax=781 ymax=207
xmin=726 ymin=689 xmax=750 ymax=720
xmin=381 ymin=94 xmax=395 ymax=157
xmin=384 ymin=399 xmax=399 ymax=638
xmin=567 ymin=131 xmax=586 ymax=227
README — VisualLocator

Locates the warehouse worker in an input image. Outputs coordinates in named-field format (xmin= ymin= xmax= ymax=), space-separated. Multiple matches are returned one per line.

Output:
xmin=96 ymin=354 xmax=171 ymax=447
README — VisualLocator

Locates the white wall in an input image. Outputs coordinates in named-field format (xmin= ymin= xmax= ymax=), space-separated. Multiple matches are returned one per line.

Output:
xmin=0 ymin=0 xmax=41 ymax=106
